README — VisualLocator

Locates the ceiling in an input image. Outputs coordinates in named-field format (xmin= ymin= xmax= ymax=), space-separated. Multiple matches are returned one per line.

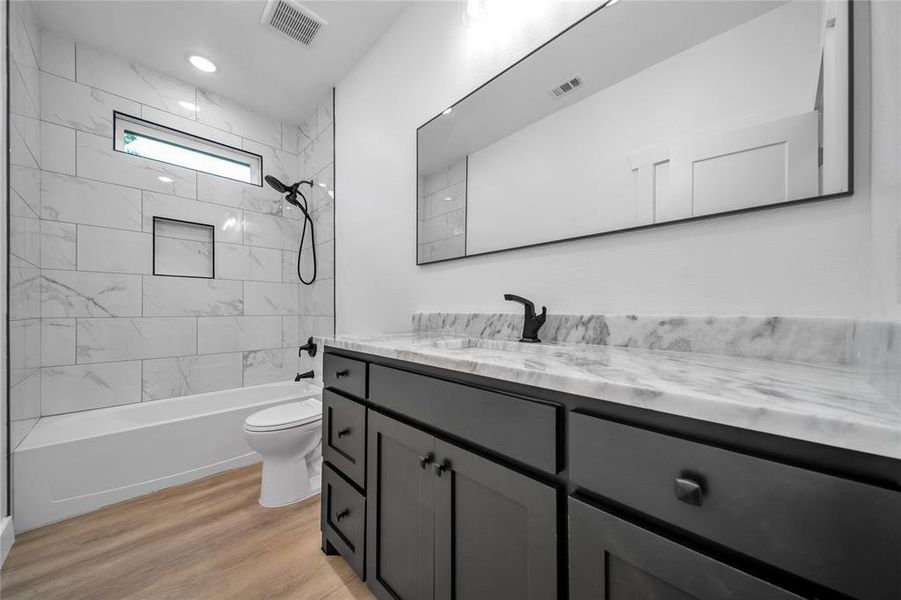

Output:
xmin=418 ymin=0 xmax=787 ymax=174
xmin=32 ymin=0 xmax=409 ymax=124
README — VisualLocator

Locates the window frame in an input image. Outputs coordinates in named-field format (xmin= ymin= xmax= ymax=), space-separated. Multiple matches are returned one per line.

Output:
xmin=113 ymin=111 xmax=263 ymax=186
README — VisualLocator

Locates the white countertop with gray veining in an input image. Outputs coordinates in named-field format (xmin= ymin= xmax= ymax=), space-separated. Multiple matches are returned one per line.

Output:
xmin=322 ymin=333 xmax=901 ymax=460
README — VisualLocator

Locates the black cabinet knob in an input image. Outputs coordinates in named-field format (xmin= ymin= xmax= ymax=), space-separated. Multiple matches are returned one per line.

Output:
xmin=336 ymin=509 xmax=349 ymax=522
xmin=433 ymin=460 xmax=450 ymax=477
xmin=337 ymin=428 xmax=351 ymax=438
xmin=418 ymin=455 xmax=433 ymax=469
xmin=335 ymin=369 xmax=350 ymax=378
xmin=674 ymin=477 xmax=704 ymax=506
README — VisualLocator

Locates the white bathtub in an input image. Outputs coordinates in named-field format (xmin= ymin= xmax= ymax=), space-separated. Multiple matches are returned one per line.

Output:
xmin=14 ymin=381 xmax=322 ymax=532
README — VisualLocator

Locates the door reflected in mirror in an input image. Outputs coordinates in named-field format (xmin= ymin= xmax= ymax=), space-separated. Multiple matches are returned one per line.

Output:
xmin=416 ymin=0 xmax=851 ymax=264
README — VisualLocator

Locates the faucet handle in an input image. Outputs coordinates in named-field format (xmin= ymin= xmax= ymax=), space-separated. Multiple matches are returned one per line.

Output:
xmin=537 ymin=306 xmax=547 ymax=324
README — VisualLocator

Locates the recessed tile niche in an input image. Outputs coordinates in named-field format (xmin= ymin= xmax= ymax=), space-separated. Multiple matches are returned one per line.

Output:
xmin=152 ymin=217 xmax=215 ymax=278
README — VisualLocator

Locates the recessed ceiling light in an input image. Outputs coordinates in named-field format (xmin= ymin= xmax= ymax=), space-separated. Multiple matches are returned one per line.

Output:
xmin=158 ymin=176 xmax=174 ymax=184
xmin=442 ymin=107 xmax=453 ymax=116
xmin=187 ymin=54 xmax=217 ymax=73
xmin=178 ymin=100 xmax=199 ymax=112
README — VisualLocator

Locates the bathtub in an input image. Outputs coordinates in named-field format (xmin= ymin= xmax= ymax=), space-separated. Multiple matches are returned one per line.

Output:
xmin=14 ymin=381 xmax=322 ymax=532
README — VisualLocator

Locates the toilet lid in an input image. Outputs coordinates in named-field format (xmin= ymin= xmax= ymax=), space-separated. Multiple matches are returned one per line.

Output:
xmin=244 ymin=399 xmax=322 ymax=432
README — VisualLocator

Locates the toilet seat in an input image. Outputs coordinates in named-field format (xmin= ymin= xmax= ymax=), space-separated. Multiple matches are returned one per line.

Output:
xmin=243 ymin=399 xmax=322 ymax=432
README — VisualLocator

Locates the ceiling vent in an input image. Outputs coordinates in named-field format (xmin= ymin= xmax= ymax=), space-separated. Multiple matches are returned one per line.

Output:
xmin=549 ymin=75 xmax=584 ymax=99
xmin=261 ymin=0 xmax=327 ymax=48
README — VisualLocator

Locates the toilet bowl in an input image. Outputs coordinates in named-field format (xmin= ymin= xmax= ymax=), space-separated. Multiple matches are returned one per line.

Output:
xmin=243 ymin=398 xmax=323 ymax=507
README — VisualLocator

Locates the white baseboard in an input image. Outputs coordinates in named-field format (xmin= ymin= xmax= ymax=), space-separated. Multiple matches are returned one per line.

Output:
xmin=0 ymin=516 xmax=15 ymax=567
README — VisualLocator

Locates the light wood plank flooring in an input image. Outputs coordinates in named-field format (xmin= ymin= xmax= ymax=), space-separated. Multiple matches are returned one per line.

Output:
xmin=0 ymin=464 xmax=375 ymax=600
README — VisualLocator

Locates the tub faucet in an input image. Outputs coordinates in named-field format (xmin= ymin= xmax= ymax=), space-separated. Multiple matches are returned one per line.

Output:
xmin=295 ymin=370 xmax=315 ymax=381
xmin=504 ymin=294 xmax=547 ymax=343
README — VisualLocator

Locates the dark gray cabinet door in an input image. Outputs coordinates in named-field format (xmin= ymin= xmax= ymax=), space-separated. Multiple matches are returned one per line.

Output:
xmin=434 ymin=438 xmax=558 ymax=600
xmin=366 ymin=411 xmax=436 ymax=600
xmin=569 ymin=497 xmax=804 ymax=600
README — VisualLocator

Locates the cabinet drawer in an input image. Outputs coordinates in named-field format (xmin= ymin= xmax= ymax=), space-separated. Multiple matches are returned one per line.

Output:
xmin=370 ymin=365 xmax=559 ymax=474
xmin=569 ymin=412 xmax=901 ymax=600
xmin=322 ymin=464 xmax=365 ymax=579
xmin=324 ymin=354 xmax=367 ymax=399
xmin=323 ymin=390 xmax=366 ymax=489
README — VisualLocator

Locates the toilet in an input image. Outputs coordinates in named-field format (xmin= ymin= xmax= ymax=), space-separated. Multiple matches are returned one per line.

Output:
xmin=243 ymin=398 xmax=323 ymax=507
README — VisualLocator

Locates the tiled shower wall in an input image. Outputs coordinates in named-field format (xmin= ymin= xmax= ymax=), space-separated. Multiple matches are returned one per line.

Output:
xmin=417 ymin=158 xmax=466 ymax=262
xmin=8 ymin=17 xmax=336 ymax=441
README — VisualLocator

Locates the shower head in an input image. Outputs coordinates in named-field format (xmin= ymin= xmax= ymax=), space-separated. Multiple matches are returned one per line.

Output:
xmin=264 ymin=175 xmax=291 ymax=194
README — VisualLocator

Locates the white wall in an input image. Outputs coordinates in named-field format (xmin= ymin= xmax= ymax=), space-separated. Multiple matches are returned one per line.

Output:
xmin=335 ymin=0 xmax=896 ymax=333
xmin=467 ymin=1 xmax=823 ymax=254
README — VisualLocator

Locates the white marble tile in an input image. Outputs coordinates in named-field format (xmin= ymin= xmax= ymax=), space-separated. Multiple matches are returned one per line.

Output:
xmin=142 ymin=352 xmax=243 ymax=401
xmin=299 ymin=124 xmax=333 ymax=181
xmin=77 ymin=131 xmax=196 ymax=198
xmin=76 ymin=317 xmax=197 ymax=363
xmin=418 ymin=235 xmax=465 ymax=263
xmin=140 ymin=105 xmax=242 ymax=148
xmin=154 ymin=236 xmax=213 ymax=278
xmin=42 ymin=172 xmax=143 ymax=230
xmin=143 ymin=191 xmax=244 ymax=244
xmin=40 ymin=221 xmax=76 ymax=270
xmin=10 ymin=61 xmax=39 ymax=118
xmin=10 ymin=418 xmax=39 ymax=450
xmin=143 ymin=276 xmax=243 ymax=317
xmin=41 ymin=361 xmax=142 ymax=415
xmin=77 ymin=225 xmax=152 ymax=274
xmin=216 ymin=243 xmax=282 ymax=282
xmin=40 ymin=121 xmax=76 ymax=175
xmin=196 ymin=172 xmax=280 ymax=216
xmin=41 ymin=318 xmax=76 ymax=367
xmin=283 ymin=315 xmax=333 ymax=348
xmin=11 ymin=369 xmax=41 ymax=421
xmin=11 ymin=165 xmax=41 ymax=217
xmin=10 ymin=114 xmax=40 ymax=169
xmin=294 ymin=239 xmax=334 ymax=281
xmin=10 ymin=318 xmax=41 ymax=370
xmin=299 ymin=278 xmax=334 ymax=317
xmin=243 ymin=211 xmax=299 ymax=250
xmin=41 ymin=72 xmax=141 ymax=136
xmin=9 ymin=3 xmax=38 ymax=68
xmin=282 ymin=122 xmax=300 ymax=154
xmin=242 ymin=138 xmax=297 ymax=187
xmin=243 ymin=348 xmax=298 ymax=386
xmin=311 ymin=202 xmax=334 ymax=243
xmin=421 ymin=181 xmax=466 ymax=219
xmin=40 ymin=30 xmax=75 ymax=80
xmin=245 ymin=282 xmax=299 ymax=316
xmin=298 ymin=110 xmax=317 ymax=152
xmin=317 ymin=94 xmax=333 ymax=134
xmin=75 ymin=44 xmax=196 ymax=118
xmin=10 ymin=263 xmax=41 ymax=320
xmin=10 ymin=215 xmax=41 ymax=267
xmin=196 ymin=89 xmax=281 ymax=147
xmin=306 ymin=168 xmax=334 ymax=215
xmin=197 ymin=316 xmax=282 ymax=354
xmin=41 ymin=269 xmax=142 ymax=318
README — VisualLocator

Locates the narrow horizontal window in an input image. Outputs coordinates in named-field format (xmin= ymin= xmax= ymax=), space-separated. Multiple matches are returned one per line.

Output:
xmin=113 ymin=112 xmax=262 ymax=186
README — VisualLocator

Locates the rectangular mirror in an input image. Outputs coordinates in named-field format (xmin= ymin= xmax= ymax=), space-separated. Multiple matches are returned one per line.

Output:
xmin=417 ymin=0 xmax=851 ymax=264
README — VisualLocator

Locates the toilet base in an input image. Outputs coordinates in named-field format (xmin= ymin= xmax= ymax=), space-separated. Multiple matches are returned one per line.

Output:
xmin=259 ymin=455 xmax=320 ymax=508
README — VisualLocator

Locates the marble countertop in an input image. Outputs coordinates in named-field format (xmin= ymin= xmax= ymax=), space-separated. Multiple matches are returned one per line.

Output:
xmin=321 ymin=333 xmax=901 ymax=460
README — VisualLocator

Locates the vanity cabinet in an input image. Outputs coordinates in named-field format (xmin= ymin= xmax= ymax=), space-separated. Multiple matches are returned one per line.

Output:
xmin=322 ymin=348 xmax=901 ymax=600
xmin=366 ymin=410 xmax=558 ymax=600
xmin=569 ymin=498 xmax=802 ymax=600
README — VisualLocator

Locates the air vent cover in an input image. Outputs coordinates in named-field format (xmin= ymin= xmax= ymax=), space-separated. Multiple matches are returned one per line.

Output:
xmin=262 ymin=0 xmax=327 ymax=47
xmin=549 ymin=75 xmax=584 ymax=98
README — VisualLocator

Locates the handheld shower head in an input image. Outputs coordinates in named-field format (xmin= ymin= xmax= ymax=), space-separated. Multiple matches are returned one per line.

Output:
xmin=264 ymin=175 xmax=291 ymax=194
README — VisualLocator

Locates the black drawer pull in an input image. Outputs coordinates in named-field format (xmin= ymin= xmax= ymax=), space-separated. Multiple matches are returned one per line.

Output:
xmin=433 ymin=460 xmax=450 ymax=477
xmin=337 ymin=428 xmax=351 ymax=438
xmin=418 ymin=455 xmax=433 ymax=469
xmin=336 ymin=509 xmax=350 ymax=522
xmin=674 ymin=477 xmax=704 ymax=506
xmin=335 ymin=369 xmax=350 ymax=378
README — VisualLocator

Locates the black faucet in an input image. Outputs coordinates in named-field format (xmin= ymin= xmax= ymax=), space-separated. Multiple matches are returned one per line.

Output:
xmin=298 ymin=336 xmax=317 ymax=357
xmin=295 ymin=370 xmax=315 ymax=381
xmin=504 ymin=294 xmax=547 ymax=343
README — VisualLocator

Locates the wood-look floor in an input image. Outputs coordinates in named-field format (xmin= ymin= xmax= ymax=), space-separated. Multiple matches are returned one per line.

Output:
xmin=0 ymin=464 xmax=375 ymax=600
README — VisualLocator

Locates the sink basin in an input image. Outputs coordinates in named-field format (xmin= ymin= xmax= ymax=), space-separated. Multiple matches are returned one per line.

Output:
xmin=422 ymin=337 xmax=566 ymax=356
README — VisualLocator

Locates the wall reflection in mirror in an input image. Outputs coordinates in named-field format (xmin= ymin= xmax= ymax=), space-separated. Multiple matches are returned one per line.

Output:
xmin=416 ymin=0 xmax=851 ymax=264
